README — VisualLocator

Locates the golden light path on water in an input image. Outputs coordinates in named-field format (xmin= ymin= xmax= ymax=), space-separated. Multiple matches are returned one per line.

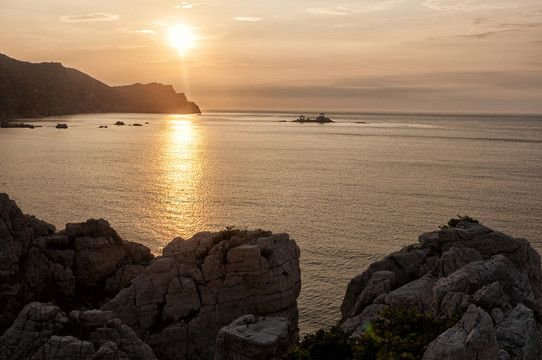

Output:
xmin=152 ymin=114 xmax=206 ymax=249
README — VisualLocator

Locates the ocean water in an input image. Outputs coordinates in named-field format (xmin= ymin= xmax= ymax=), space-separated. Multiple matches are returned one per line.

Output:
xmin=1 ymin=111 xmax=541 ymax=335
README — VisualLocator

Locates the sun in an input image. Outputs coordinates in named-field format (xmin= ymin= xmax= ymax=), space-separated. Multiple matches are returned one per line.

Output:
xmin=167 ymin=23 xmax=197 ymax=55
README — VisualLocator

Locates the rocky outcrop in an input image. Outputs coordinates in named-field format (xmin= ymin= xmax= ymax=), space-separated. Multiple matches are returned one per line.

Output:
xmin=0 ymin=193 xmax=301 ymax=360
xmin=214 ymin=315 xmax=293 ymax=360
xmin=0 ymin=302 xmax=156 ymax=360
xmin=341 ymin=222 xmax=542 ymax=359
xmin=102 ymin=230 xmax=301 ymax=360
xmin=0 ymin=53 xmax=200 ymax=119
xmin=0 ymin=193 xmax=153 ymax=334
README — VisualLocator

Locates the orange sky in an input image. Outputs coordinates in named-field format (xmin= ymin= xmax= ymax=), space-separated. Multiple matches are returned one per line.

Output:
xmin=1 ymin=0 xmax=541 ymax=113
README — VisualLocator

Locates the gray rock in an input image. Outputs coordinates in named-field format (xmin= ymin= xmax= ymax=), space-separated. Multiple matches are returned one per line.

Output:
xmin=420 ymin=222 xmax=542 ymax=313
xmin=459 ymin=305 xmax=499 ymax=360
xmin=341 ymin=248 xmax=430 ymax=317
xmin=78 ymin=309 xmax=117 ymax=329
xmin=347 ymin=271 xmax=396 ymax=317
xmin=342 ymin=222 xmax=542 ymax=360
xmin=0 ymin=193 xmax=154 ymax=332
xmin=438 ymin=247 xmax=483 ymax=277
xmin=423 ymin=305 xmax=499 ymax=360
xmin=214 ymin=315 xmax=291 ymax=360
xmin=473 ymin=282 xmax=510 ymax=309
xmin=494 ymin=304 xmax=541 ymax=360
xmin=31 ymin=336 xmax=95 ymax=360
xmin=423 ymin=327 xmax=468 ymax=360
xmin=0 ymin=302 xmax=156 ymax=360
xmin=0 ymin=302 xmax=69 ymax=360
xmin=383 ymin=274 xmax=435 ymax=313
xmin=102 ymin=230 xmax=300 ymax=360
xmin=93 ymin=341 xmax=130 ymax=360
xmin=433 ymin=255 xmax=535 ymax=318
xmin=341 ymin=304 xmax=387 ymax=337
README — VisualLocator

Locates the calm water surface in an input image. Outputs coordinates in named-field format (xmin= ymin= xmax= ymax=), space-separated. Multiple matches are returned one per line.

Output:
xmin=1 ymin=111 xmax=541 ymax=335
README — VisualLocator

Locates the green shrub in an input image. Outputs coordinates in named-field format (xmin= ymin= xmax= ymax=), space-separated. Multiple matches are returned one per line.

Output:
xmin=439 ymin=215 xmax=480 ymax=230
xmin=282 ymin=308 xmax=456 ymax=360
xmin=281 ymin=326 xmax=354 ymax=360
xmin=213 ymin=226 xmax=245 ymax=245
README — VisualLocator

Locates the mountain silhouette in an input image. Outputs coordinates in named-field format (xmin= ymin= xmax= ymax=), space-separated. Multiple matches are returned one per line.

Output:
xmin=0 ymin=53 xmax=200 ymax=119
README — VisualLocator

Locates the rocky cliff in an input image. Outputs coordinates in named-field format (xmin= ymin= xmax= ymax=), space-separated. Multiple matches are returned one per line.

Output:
xmin=0 ymin=193 xmax=300 ymax=360
xmin=0 ymin=53 xmax=200 ymax=119
xmin=340 ymin=222 xmax=542 ymax=359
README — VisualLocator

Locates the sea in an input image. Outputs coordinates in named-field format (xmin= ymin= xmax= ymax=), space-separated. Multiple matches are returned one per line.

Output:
xmin=1 ymin=110 xmax=541 ymax=335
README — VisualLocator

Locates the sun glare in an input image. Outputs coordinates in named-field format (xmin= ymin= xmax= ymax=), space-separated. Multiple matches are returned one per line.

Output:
xmin=167 ymin=23 xmax=197 ymax=55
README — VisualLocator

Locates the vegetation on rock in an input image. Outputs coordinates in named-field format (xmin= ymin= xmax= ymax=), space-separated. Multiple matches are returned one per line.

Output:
xmin=439 ymin=215 xmax=480 ymax=229
xmin=282 ymin=308 xmax=458 ymax=360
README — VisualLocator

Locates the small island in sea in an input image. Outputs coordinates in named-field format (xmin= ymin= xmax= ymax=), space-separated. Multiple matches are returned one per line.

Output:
xmin=292 ymin=113 xmax=334 ymax=123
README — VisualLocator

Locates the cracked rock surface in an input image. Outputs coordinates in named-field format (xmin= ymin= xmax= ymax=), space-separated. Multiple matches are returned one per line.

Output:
xmin=0 ymin=193 xmax=301 ymax=360
xmin=341 ymin=222 xmax=542 ymax=360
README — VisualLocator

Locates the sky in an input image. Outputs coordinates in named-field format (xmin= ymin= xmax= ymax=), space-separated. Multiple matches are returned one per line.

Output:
xmin=1 ymin=0 xmax=541 ymax=114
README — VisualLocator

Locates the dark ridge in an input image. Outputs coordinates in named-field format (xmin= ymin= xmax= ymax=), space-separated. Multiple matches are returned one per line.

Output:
xmin=0 ymin=53 xmax=201 ymax=119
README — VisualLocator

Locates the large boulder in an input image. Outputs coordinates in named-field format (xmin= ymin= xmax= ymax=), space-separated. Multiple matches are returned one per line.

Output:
xmin=0 ymin=194 xmax=301 ymax=360
xmin=0 ymin=302 xmax=156 ymax=360
xmin=423 ymin=305 xmax=499 ymax=360
xmin=102 ymin=230 xmax=301 ymax=360
xmin=214 ymin=315 xmax=292 ymax=360
xmin=0 ymin=193 xmax=153 ymax=334
xmin=341 ymin=222 xmax=542 ymax=359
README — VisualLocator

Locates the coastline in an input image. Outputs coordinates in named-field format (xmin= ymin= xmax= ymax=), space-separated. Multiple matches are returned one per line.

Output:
xmin=2 ymin=193 xmax=542 ymax=359
xmin=1 ymin=111 xmax=541 ymax=338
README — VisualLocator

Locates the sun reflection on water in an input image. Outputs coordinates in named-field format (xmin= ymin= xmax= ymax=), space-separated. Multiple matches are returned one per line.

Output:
xmin=156 ymin=114 xmax=206 ymax=250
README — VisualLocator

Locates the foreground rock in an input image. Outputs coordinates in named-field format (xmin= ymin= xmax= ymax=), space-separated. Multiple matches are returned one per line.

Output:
xmin=0 ymin=193 xmax=301 ymax=359
xmin=341 ymin=222 xmax=542 ymax=359
xmin=0 ymin=302 xmax=156 ymax=360
xmin=0 ymin=193 xmax=154 ymax=335
xmin=102 ymin=230 xmax=301 ymax=359
xmin=215 ymin=315 xmax=292 ymax=360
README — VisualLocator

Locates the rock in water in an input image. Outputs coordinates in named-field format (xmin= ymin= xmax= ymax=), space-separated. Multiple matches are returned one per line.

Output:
xmin=340 ymin=221 xmax=542 ymax=359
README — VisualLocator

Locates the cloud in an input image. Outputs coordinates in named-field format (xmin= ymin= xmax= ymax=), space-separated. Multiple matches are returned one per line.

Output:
xmin=59 ymin=13 xmax=120 ymax=23
xmin=305 ymin=7 xmax=353 ymax=16
xmin=456 ymin=29 xmax=516 ymax=39
xmin=234 ymin=17 xmax=262 ymax=22
xmin=175 ymin=2 xmax=199 ymax=9
xmin=118 ymin=45 xmax=147 ymax=50
xmin=306 ymin=1 xmax=402 ymax=16
xmin=136 ymin=30 xmax=157 ymax=34
xmin=422 ymin=0 xmax=541 ymax=12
